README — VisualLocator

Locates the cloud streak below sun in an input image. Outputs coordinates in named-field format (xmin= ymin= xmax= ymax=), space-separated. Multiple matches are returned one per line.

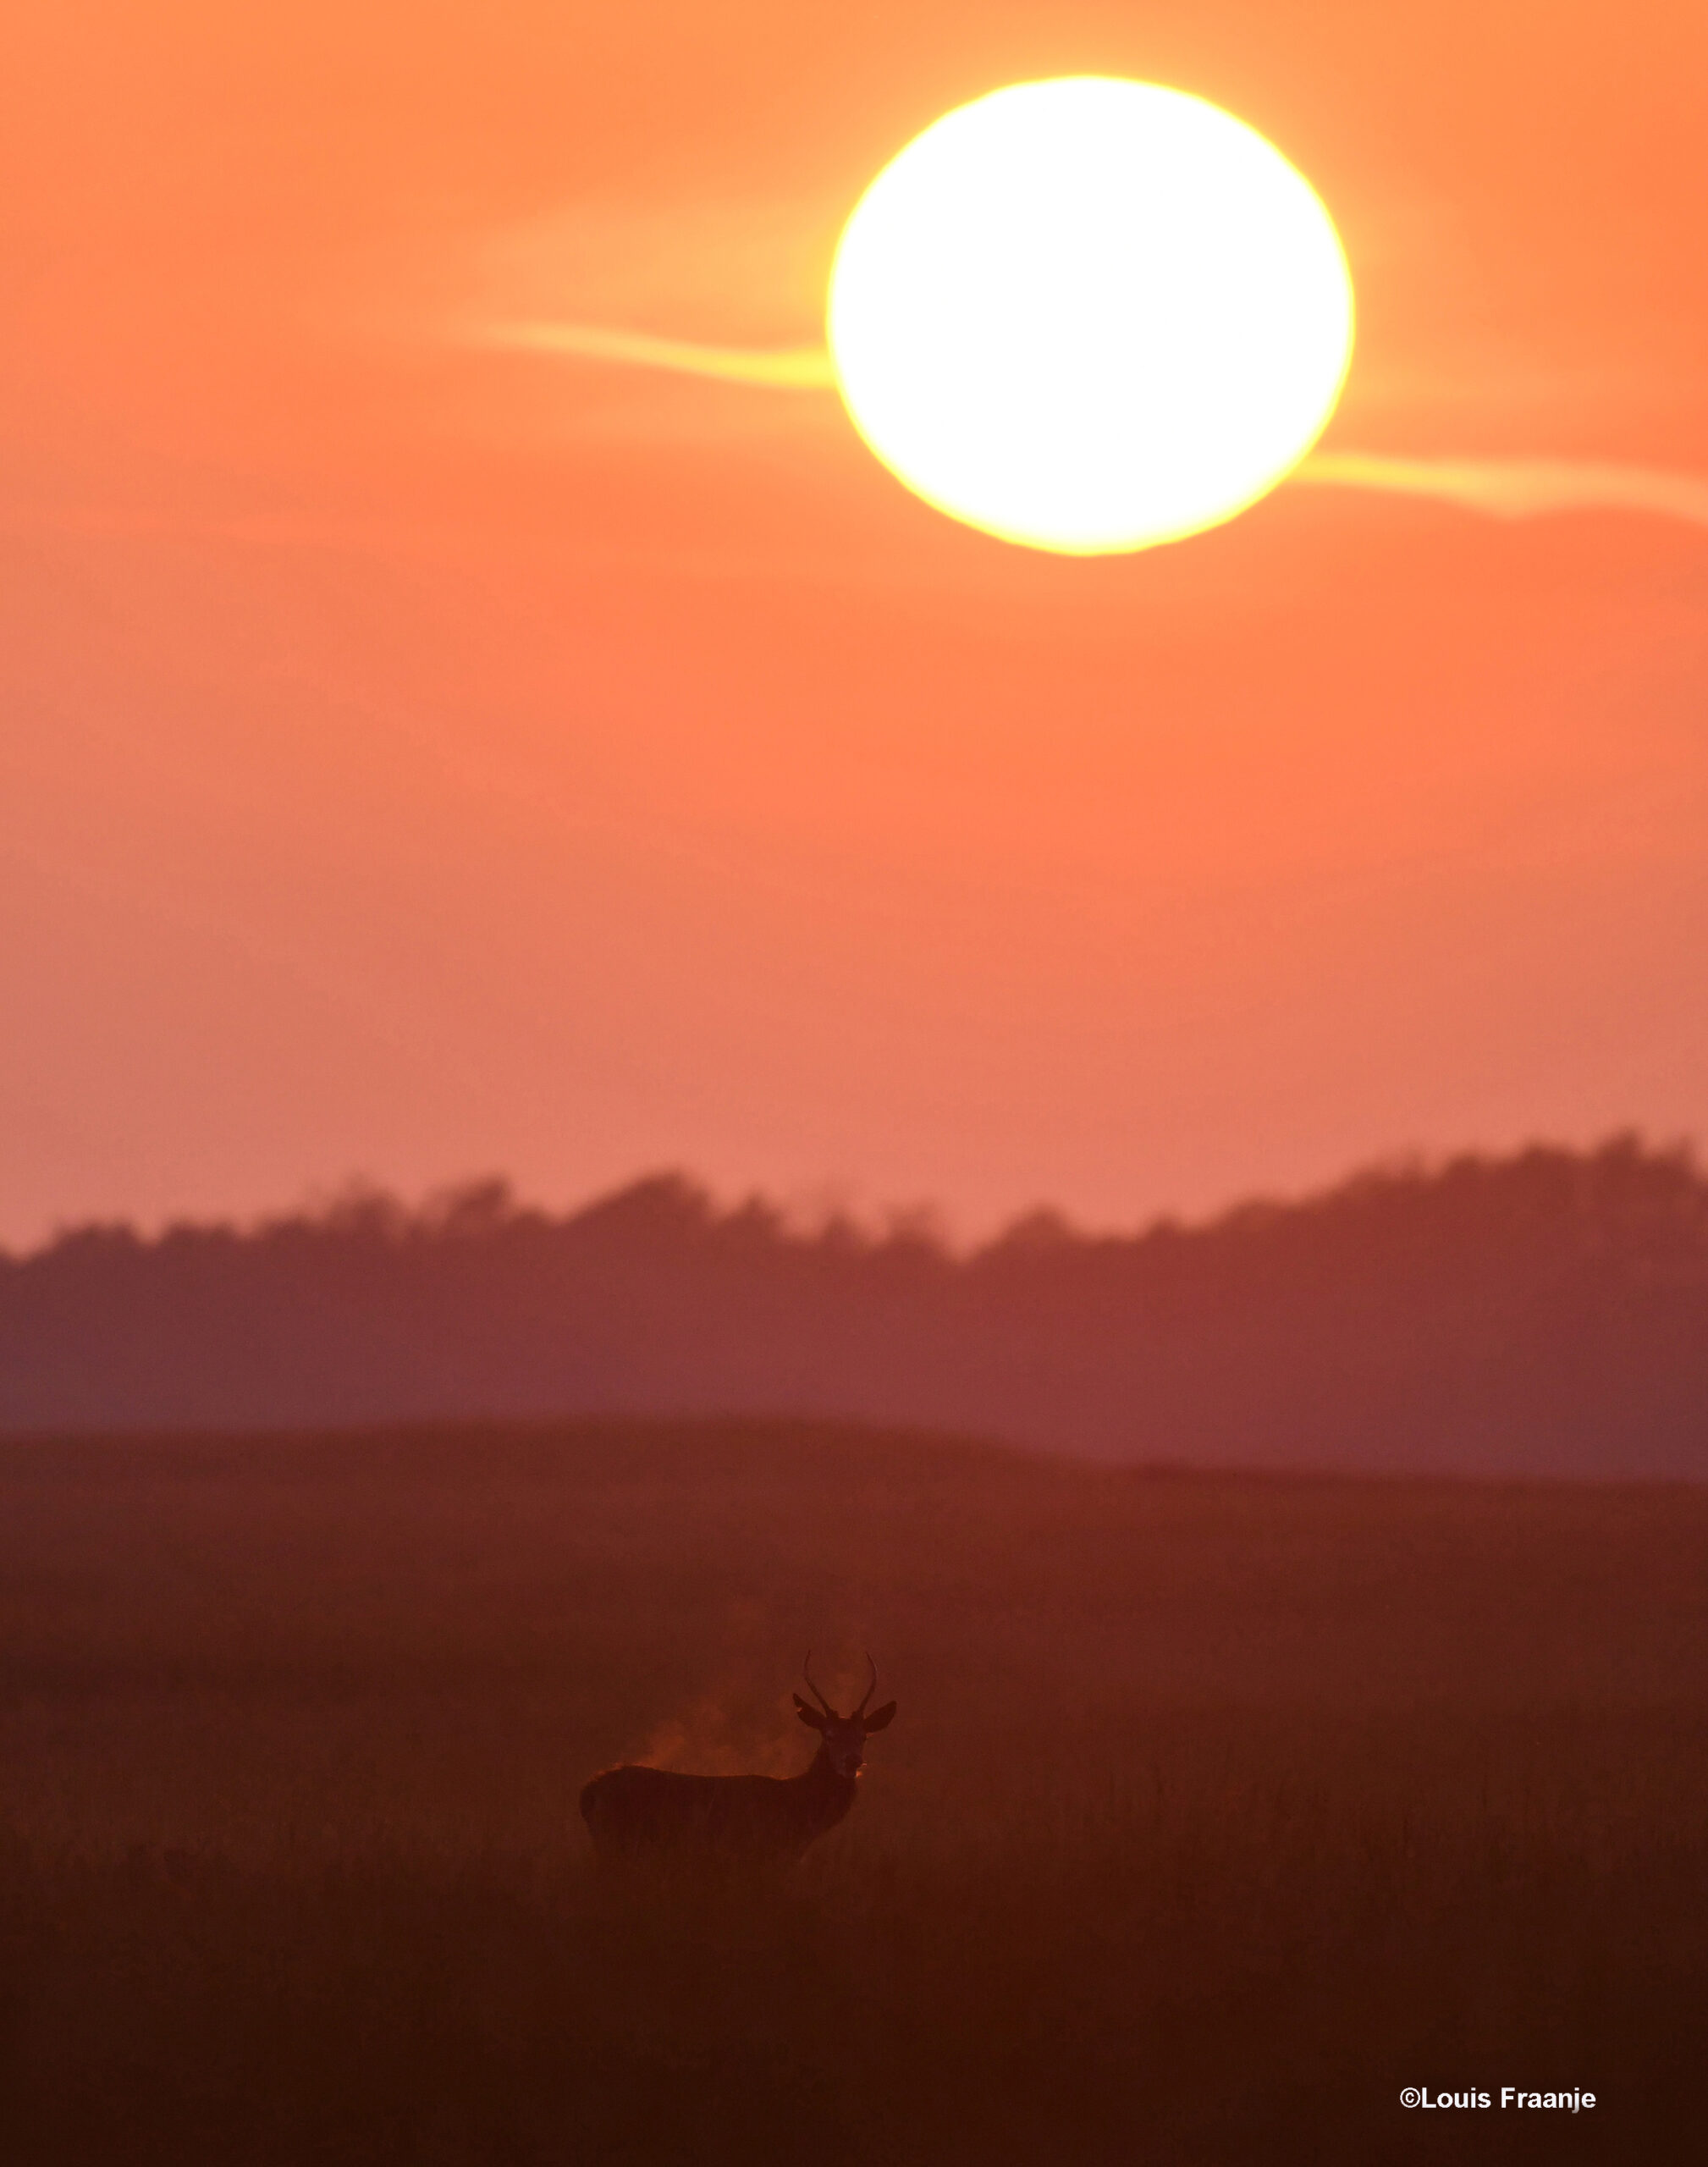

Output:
xmin=481 ymin=320 xmax=1708 ymax=532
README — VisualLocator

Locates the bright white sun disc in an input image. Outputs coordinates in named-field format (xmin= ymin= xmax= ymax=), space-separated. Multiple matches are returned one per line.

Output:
xmin=827 ymin=78 xmax=1354 ymax=554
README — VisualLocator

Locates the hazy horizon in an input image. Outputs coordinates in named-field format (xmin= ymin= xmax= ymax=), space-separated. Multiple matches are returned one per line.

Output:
xmin=8 ymin=1134 xmax=1703 ymax=1479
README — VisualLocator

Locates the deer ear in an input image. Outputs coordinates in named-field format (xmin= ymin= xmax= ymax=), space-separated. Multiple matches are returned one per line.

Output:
xmin=792 ymin=1695 xmax=827 ymax=1729
xmin=862 ymin=1701 xmax=897 ymax=1732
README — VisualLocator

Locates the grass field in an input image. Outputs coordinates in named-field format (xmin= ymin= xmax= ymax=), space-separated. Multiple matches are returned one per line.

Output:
xmin=0 ymin=1419 xmax=1702 ymax=2163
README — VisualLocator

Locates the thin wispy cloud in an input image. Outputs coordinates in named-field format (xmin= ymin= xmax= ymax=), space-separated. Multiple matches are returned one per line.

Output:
xmin=1297 ymin=452 xmax=1708 ymax=528
xmin=479 ymin=322 xmax=835 ymax=389
xmin=474 ymin=320 xmax=1708 ymax=532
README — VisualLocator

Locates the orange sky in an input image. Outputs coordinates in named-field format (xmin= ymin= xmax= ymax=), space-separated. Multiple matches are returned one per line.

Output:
xmin=4 ymin=0 xmax=1708 ymax=1245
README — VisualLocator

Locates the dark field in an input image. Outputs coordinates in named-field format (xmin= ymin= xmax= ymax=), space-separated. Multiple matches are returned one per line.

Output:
xmin=0 ymin=1420 xmax=1703 ymax=2164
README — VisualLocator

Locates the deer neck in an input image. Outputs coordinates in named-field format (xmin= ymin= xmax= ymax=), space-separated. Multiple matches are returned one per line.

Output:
xmin=795 ymin=1740 xmax=859 ymax=1822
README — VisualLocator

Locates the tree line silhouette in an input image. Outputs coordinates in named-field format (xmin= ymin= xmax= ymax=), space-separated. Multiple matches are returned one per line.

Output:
xmin=3 ymin=1135 xmax=1705 ymax=1474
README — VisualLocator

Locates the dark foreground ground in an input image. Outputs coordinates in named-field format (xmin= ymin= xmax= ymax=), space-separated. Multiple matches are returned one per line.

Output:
xmin=0 ymin=1419 xmax=1703 ymax=2164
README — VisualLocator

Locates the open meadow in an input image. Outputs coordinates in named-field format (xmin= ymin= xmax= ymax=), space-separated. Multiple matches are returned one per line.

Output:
xmin=0 ymin=1419 xmax=1702 ymax=2164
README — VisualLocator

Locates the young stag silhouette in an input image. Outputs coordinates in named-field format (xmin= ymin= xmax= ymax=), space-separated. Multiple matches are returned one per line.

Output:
xmin=580 ymin=1655 xmax=897 ymax=1865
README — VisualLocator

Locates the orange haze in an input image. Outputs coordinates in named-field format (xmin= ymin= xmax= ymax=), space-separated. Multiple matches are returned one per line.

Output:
xmin=4 ymin=1 xmax=1708 ymax=1245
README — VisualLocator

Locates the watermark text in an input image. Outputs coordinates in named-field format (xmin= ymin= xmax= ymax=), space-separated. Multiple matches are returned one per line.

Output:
xmin=1399 ymin=2087 xmax=1596 ymax=2112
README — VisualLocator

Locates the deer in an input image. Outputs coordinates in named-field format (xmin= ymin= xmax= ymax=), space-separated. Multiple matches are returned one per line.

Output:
xmin=579 ymin=1654 xmax=897 ymax=1866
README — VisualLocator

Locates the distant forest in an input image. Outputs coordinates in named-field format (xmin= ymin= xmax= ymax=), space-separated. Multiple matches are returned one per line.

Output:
xmin=3 ymin=1137 xmax=1707 ymax=1475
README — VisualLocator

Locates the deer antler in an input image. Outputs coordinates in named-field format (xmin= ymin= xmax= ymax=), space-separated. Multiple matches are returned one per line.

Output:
xmin=852 ymin=1650 xmax=879 ymax=1720
xmin=802 ymin=1650 xmax=836 ymax=1719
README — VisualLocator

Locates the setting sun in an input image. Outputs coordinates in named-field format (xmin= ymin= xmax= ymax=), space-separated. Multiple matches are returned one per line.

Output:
xmin=827 ymin=77 xmax=1355 ymax=554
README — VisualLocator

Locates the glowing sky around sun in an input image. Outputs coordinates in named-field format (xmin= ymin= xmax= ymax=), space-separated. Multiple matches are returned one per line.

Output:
xmin=5 ymin=0 xmax=1708 ymax=1247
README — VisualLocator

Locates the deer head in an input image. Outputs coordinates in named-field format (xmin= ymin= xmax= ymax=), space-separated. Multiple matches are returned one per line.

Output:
xmin=791 ymin=1651 xmax=897 ymax=1777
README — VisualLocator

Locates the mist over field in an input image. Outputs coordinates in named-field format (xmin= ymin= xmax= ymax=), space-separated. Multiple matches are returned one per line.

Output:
xmin=5 ymin=1135 xmax=1707 ymax=1477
